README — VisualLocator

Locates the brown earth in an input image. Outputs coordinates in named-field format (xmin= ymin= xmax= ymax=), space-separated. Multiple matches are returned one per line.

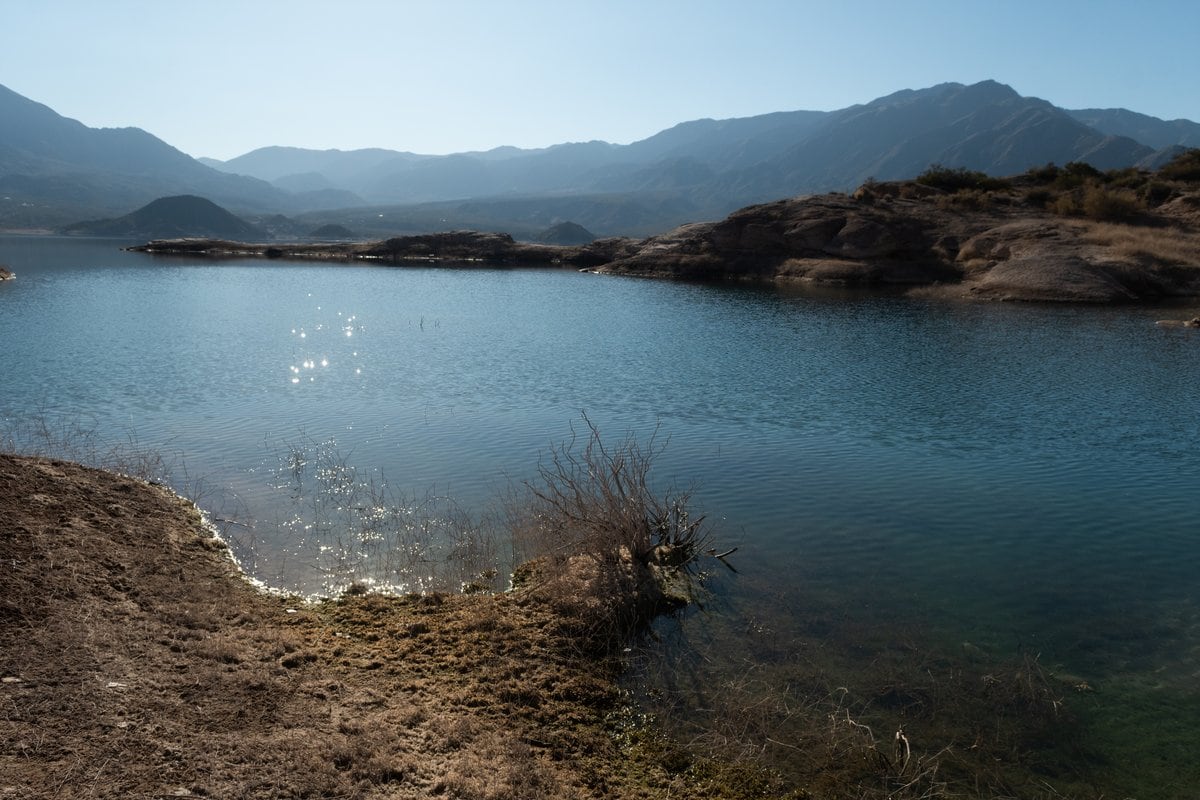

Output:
xmin=0 ymin=454 xmax=778 ymax=799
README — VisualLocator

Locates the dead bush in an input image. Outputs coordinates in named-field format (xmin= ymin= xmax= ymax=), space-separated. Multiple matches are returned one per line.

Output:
xmin=506 ymin=414 xmax=715 ymax=648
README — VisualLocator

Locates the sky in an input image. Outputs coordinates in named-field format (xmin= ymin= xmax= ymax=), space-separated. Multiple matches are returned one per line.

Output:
xmin=2 ymin=0 xmax=1198 ymax=161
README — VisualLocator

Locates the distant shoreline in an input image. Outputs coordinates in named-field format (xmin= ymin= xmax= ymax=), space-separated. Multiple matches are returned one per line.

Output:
xmin=127 ymin=177 xmax=1200 ymax=304
xmin=126 ymin=230 xmax=618 ymax=269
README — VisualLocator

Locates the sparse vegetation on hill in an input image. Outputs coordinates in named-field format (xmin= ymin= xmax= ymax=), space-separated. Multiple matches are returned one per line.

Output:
xmin=916 ymin=164 xmax=1010 ymax=193
xmin=1155 ymin=147 xmax=1200 ymax=182
xmin=1014 ymin=151 xmax=1200 ymax=222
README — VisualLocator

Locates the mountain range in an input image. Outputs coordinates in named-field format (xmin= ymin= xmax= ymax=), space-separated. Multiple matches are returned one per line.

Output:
xmin=2 ymin=80 xmax=1198 ymax=237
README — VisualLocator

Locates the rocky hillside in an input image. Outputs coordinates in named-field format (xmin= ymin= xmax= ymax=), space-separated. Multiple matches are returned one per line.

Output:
xmin=597 ymin=155 xmax=1200 ymax=302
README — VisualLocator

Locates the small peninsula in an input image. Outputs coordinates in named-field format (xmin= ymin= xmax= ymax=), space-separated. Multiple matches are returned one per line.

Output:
xmin=131 ymin=154 xmax=1200 ymax=304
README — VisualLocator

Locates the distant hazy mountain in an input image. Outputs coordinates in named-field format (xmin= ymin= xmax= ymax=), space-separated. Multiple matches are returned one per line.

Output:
xmin=203 ymin=81 xmax=1169 ymax=231
xmin=0 ymin=83 xmax=297 ymax=227
xmin=716 ymin=80 xmax=1155 ymax=204
xmin=4 ymin=79 xmax=1197 ymax=236
xmin=64 ymin=195 xmax=263 ymax=239
xmin=1066 ymin=107 xmax=1200 ymax=150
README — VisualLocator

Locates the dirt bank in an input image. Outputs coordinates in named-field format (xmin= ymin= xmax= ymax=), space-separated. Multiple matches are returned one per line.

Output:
xmin=0 ymin=454 xmax=775 ymax=799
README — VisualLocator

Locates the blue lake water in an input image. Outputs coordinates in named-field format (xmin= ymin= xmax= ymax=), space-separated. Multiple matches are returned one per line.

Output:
xmin=2 ymin=235 xmax=1199 ymax=797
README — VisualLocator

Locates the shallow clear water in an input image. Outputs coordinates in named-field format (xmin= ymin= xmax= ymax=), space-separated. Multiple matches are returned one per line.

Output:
xmin=3 ymin=236 xmax=1199 ymax=796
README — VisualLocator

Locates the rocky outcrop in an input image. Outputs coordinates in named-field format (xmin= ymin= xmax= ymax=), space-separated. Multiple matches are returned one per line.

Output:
xmin=598 ymin=193 xmax=974 ymax=285
xmin=951 ymin=220 xmax=1150 ymax=301
xmin=595 ymin=187 xmax=1200 ymax=302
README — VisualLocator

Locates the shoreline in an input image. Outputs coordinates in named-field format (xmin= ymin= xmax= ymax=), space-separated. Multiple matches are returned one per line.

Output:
xmin=0 ymin=453 xmax=776 ymax=798
xmin=125 ymin=180 xmax=1200 ymax=305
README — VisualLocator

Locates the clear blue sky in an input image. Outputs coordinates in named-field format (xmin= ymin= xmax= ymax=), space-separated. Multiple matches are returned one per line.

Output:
xmin=3 ymin=0 xmax=1197 ymax=160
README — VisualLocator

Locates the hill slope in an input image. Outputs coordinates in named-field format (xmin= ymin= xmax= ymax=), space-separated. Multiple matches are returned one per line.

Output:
xmin=64 ymin=195 xmax=263 ymax=239
xmin=1068 ymin=107 xmax=1200 ymax=149
xmin=0 ymin=83 xmax=295 ymax=227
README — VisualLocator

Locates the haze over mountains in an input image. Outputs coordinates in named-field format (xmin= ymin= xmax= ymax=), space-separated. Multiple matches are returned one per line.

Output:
xmin=3 ymin=79 xmax=1198 ymax=237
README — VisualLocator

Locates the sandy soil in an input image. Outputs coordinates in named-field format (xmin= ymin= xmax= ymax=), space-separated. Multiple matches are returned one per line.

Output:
xmin=0 ymin=454 xmax=767 ymax=799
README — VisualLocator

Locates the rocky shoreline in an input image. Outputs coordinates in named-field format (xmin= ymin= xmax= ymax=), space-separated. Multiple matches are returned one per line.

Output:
xmin=129 ymin=176 xmax=1200 ymax=304
xmin=128 ymin=230 xmax=633 ymax=270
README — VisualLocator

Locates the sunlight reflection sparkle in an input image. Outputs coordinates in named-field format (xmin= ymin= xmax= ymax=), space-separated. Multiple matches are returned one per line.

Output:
xmin=287 ymin=307 xmax=363 ymax=386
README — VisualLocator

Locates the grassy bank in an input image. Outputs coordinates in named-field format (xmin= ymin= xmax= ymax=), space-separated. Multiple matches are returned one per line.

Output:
xmin=0 ymin=450 xmax=801 ymax=799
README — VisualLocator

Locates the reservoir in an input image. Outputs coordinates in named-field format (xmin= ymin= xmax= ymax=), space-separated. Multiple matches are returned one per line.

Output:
xmin=2 ymin=235 xmax=1198 ymax=797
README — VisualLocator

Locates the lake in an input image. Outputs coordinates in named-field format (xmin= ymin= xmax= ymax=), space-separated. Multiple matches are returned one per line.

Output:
xmin=2 ymin=235 xmax=1198 ymax=797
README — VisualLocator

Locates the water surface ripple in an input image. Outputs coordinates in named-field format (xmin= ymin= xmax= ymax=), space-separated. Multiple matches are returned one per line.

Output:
xmin=3 ymin=237 xmax=1198 ymax=796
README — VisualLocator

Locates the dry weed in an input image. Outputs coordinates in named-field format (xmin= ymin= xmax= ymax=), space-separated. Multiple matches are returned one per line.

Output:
xmin=1082 ymin=221 xmax=1200 ymax=265
xmin=504 ymin=414 xmax=716 ymax=651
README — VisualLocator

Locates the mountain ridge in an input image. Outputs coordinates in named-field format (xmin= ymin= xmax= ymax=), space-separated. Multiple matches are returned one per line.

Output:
xmin=1 ymin=80 xmax=1196 ymax=236
xmin=199 ymin=80 xmax=1164 ymax=216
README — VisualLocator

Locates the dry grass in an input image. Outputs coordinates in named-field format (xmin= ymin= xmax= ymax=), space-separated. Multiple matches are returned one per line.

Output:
xmin=0 ymin=411 xmax=748 ymax=799
xmin=1082 ymin=221 xmax=1200 ymax=265
xmin=1 ymin=452 xmax=753 ymax=798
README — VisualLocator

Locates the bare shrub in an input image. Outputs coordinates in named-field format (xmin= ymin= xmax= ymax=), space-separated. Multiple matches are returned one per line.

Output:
xmin=1051 ymin=183 xmax=1146 ymax=222
xmin=916 ymin=164 xmax=1008 ymax=192
xmin=1049 ymin=190 xmax=1083 ymax=217
xmin=1081 ymin=184 xmax=1144 ymax=221
xmin=506 ymin=414 xmax=714 ymax=648
xmin=513 ymin=414 xmax=707 ymax=565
